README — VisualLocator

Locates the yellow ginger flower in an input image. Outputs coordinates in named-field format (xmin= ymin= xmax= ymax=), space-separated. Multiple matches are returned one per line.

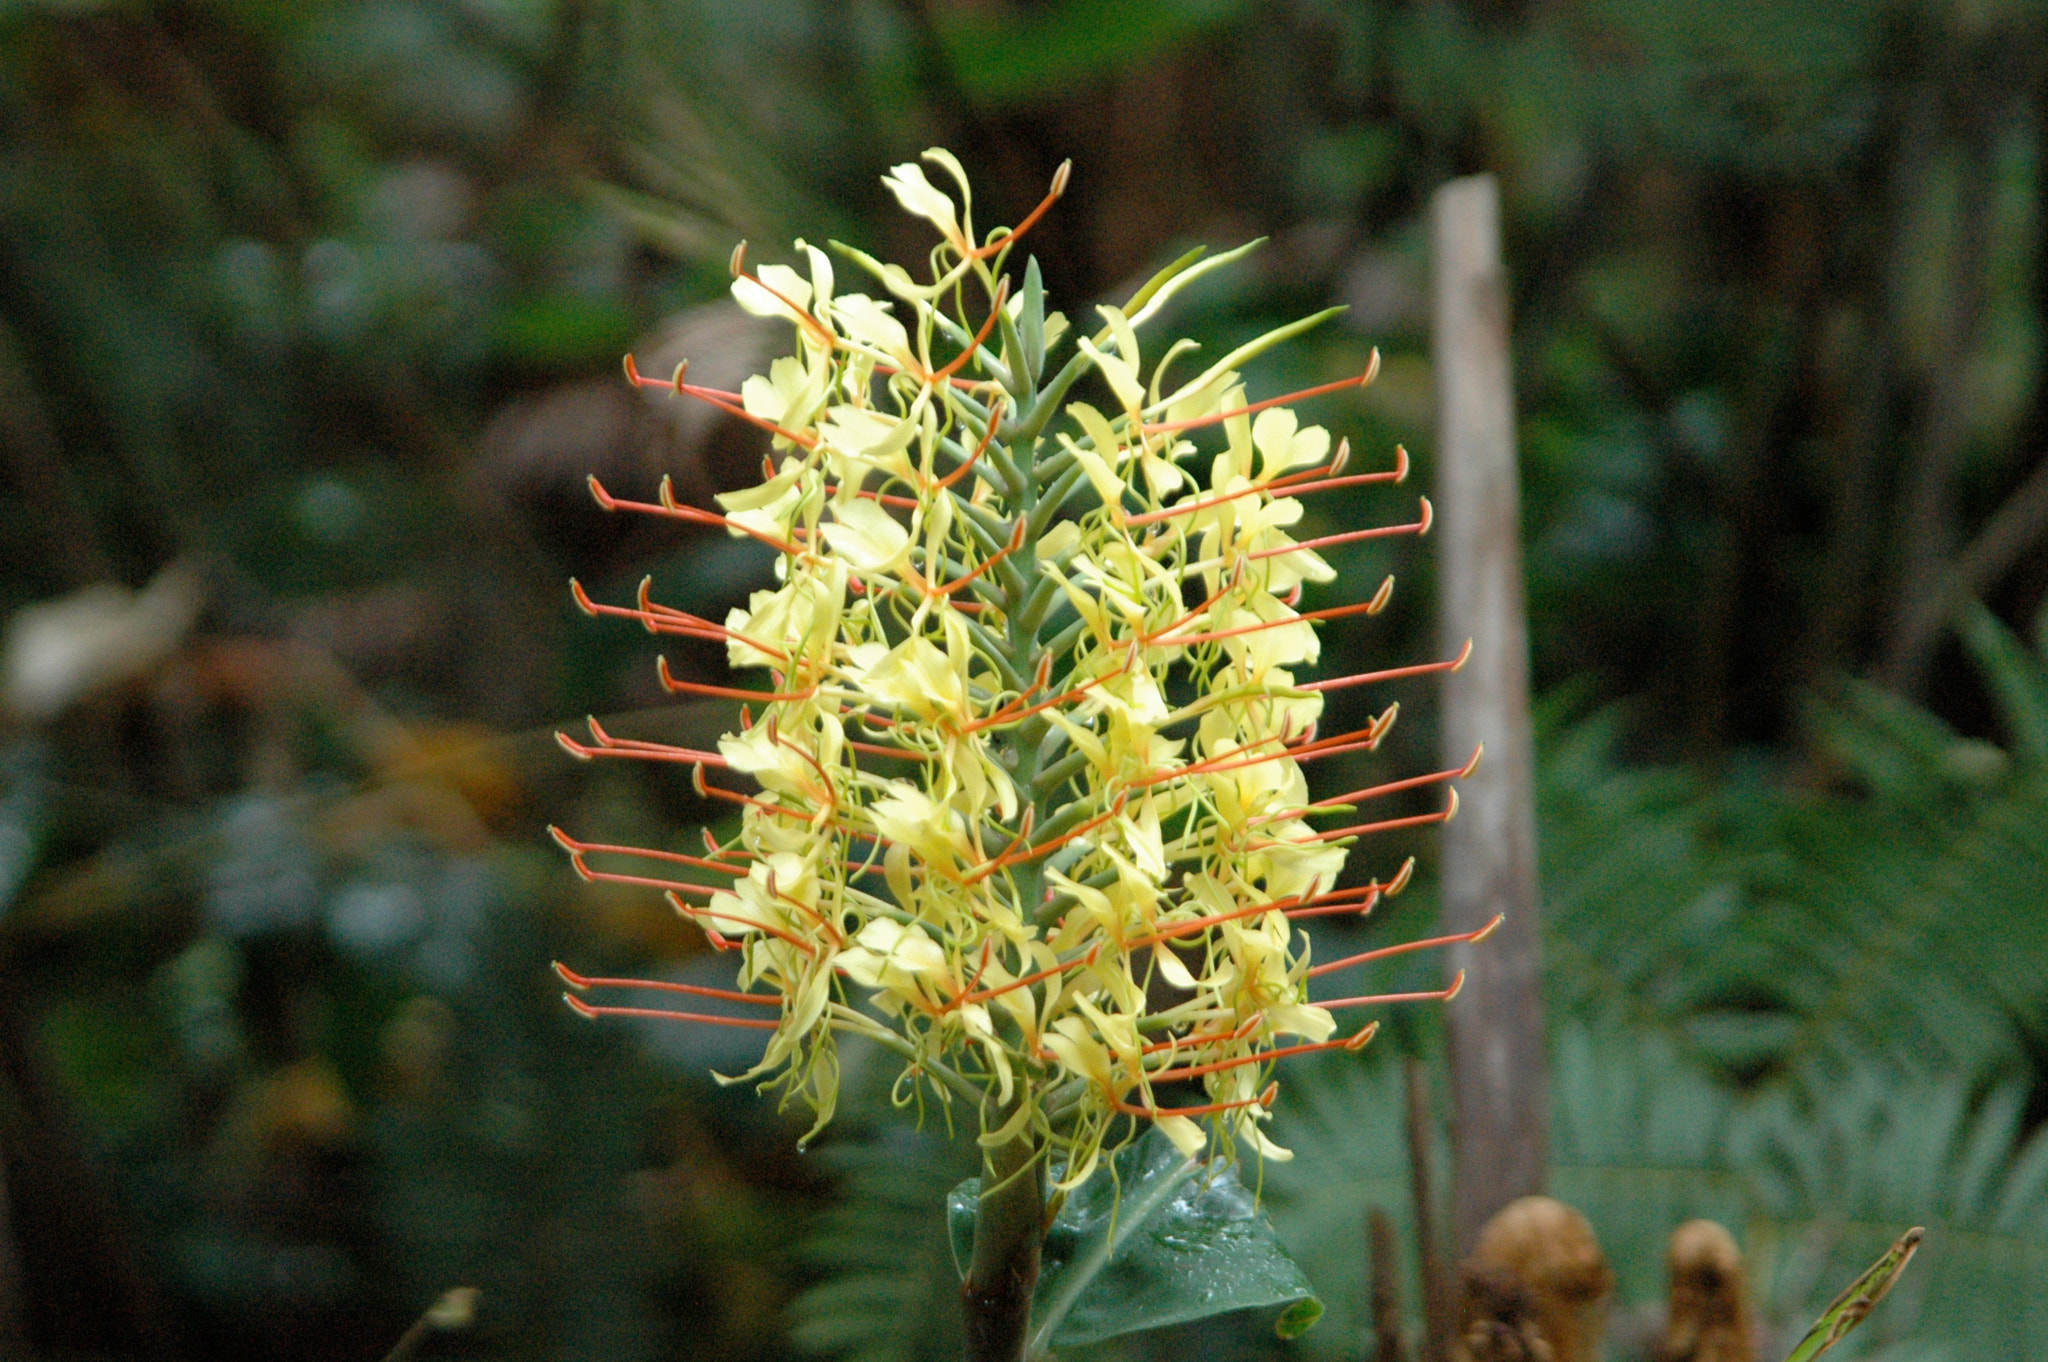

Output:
xmin=552 ymin=151 xmax=1493 ymax=1181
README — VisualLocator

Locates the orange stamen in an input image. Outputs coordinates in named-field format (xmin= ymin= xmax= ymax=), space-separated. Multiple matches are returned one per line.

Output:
xmin=554 ymin=960 xmax=780 ymax=1005
xmin=962 ymin=808 xmax=1037 ymax=885
xmin=1124 ymin=884 xmax=1386 ymax=951
xmin=1285 ymin=788 xmax=1457 ymax=845
xmin=569 ymin=576 xmax=791 ymax=662
xmin=665 ymin=889 xmax=819 ymax=957
xmin=1141 ymin=352 xmax=1380 ymax=435
xmin=1109 ymin=1079 xmax=1279 ymax=1119
xmin=1302 ymin=638 xmax=1472 ymax=693
xmin=554 ymin=718 xmax=729 ymax=767
xmin=932 ymin=277 xmax=1010 ymax=381
xmin=1123 ymin=443 xmax=1407 ymax=530
xmin=549 ymin=825 xmax=746 ymax=877
xmin=1254 ymin=457 xmax=1416 ymax=502
xmin=930 ymin=517 xmax=1025 ymax=598
xmin=563 ymin=994 xmax=779 ymax=1030
xmin=1318 ymin=971 xmax=1467 ymax=1011
xmin=562 ymin=850 xmax=719 ymax=898
xmin=958 ymin=943 xmax=1102 ymax=1006
xmin=657 ymin=655 xmax=819 ymax=703
xmin=1241 ymin=498 xmax=1431 ymax=562
xmin=1137 ymin=707 xmax=1395 ymax=787
xmin=729 ymin=269 xmax=836 ymax=349
xmin=1269 ymin=745 xmax=1481 ymax=824
xmin=936 ymin=398 xmax=1008 ymax=490
xmin=1150 ymin=586 xmax=1394 ymax=649
xmin=958 ymin=652 xmax=1071 ymax=735
xmin=1145 ymin=1023 xmax=1378 ymax=1083
xmin=1306 ymin=915 xmax=1504 ymax=980
xmin=991 ymin=794 xmax=1128 ymax=872
xmin=637 ymin=579 xmax=791 ymax=662
xmin=968 ymin=160 xmax=1070 ymax=260
xmin=1140 ymin=1014 xmax=1263 ymax=1057
xmin=623 ymin=355 xmax=820 ymax=450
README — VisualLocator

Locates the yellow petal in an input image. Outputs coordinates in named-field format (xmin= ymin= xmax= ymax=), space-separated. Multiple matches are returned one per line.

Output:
xmin=1155 ymin=1114 xmax=1207 ymax=1159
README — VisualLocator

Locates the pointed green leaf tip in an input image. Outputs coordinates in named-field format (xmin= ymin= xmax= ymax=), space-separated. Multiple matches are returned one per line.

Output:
xmin=947 ymin=1127 xmax=1321 ymax=1352
xmin=1781 ymin=1225 xmax=1924 ymax=1362
xmin=1275 ymin=1296 xmax=1325 ymax=1339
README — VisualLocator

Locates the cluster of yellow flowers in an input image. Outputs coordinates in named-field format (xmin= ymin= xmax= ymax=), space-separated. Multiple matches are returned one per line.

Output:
xmin=554 ymin=151 xmax=1488 ymax=1187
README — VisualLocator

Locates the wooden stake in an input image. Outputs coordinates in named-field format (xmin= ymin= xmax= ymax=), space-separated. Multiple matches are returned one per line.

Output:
xmin=1369 ymin=1205 xmax=1411 ymax=1362
xmin=1429 ymin=174 xmax=1549 ymax=1257
xmin=1405 ymin=1058 xmax=1450 ymax=1362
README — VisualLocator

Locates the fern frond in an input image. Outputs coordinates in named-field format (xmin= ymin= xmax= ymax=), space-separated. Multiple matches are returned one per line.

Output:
xmin=786 ymin=1131 xmax=971 ymax=1362
xmin=1955 ymin=599 xmax=2048 ymax=767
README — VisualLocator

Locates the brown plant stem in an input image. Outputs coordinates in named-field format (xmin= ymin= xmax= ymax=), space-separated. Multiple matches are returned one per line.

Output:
xmin=961 ymin=1118 xmax=1045 ymax=1362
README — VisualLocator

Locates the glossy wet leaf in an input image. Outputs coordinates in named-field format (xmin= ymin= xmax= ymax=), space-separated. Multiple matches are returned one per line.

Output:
xmin=948 ymin=1128 xmax=1321 ymax=1353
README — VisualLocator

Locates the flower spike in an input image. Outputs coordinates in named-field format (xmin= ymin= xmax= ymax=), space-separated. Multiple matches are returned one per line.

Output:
xmin=553 ymin=149 xmax=1481 ymax=1184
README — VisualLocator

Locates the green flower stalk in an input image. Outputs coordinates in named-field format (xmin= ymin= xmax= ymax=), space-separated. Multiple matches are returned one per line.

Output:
xmin=553 ymin=150 xmax=1489 ymax=1361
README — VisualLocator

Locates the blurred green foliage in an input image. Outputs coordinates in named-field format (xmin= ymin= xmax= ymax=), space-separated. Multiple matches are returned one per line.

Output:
xmin=0 ymin=0 xmax=2045 ymax=1357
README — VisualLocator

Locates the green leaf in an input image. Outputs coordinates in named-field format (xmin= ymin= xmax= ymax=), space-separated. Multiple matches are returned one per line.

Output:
xmin=933 ymin=0 xmax=1247 ymax=105
xmin=1955 ymin=598 xmax=2048 ymax=767
xmin=1781 ymin=1225 xmax=1924 ymax=1362
xmin=1123 ymin=237 xmax=1265 ymax=329
xmin=947 ymin=1129 xmax=1321 ymax=1355
xmin=1148 ymin=307 xmax=1347 ymax=416
xmin=1119 ymin=244 xmax=1209 ymax=319
xmin=488 ymin=294 xmax=636 ymax=369
xmin=1803 ymin=679 xmax=2007 ymax=802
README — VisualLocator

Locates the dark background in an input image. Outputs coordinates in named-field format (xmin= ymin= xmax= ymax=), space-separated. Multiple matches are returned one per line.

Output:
xmin=0 ymin=1 xmax=2044 ymax=1359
